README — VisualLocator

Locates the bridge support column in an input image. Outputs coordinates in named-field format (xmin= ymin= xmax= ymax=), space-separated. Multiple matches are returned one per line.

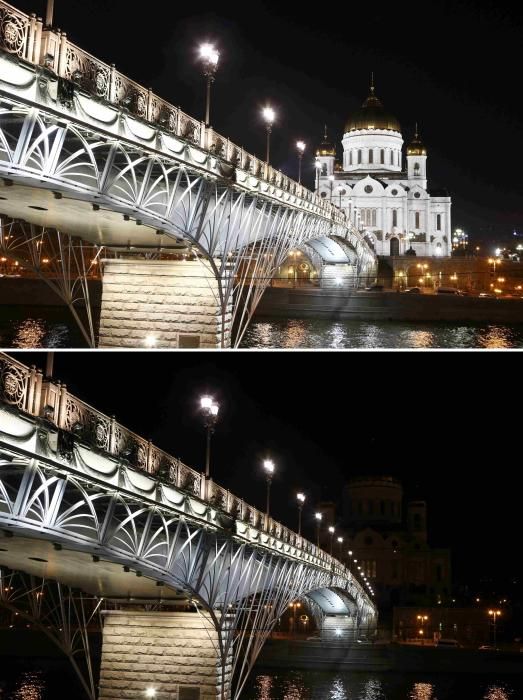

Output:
xmin=321 ymin=614 xmax=358 ymax=642
xmin=99 ymin=610 xmax=232 ymax=700
xmin=321 ymin=264 xmax=358 ymax=289
xmin=99 ymin=259 xmax=232 ymax=348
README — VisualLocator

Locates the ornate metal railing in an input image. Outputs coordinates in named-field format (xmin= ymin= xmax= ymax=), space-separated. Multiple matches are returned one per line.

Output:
xmin=0 ymin=352 xmax=361 ymax=578
xmin=0 ymin=0 xmax=349 ymax=226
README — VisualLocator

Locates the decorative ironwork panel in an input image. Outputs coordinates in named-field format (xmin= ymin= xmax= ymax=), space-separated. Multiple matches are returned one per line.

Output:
xmin=0 ymin=2 xmax=30 ymax=58
xmin=0 ymin=354 xmax=30 ymax=410
xmin=63 ymin=43 xmax=111 ymax=99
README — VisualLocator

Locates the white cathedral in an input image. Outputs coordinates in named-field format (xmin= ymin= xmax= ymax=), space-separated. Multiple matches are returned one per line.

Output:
xmin=316 ymin=83 xmax=452 ymax=258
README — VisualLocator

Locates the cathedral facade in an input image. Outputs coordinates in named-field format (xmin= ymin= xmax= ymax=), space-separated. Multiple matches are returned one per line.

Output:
xmin=316 ymin=84 xmax=452 ymax=258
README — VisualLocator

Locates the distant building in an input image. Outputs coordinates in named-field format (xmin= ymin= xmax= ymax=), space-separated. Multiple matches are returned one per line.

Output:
xmin=341 ymin=476 xmax=451 ymax=608
xmin=315 ymin=80 xmax=452 ymax=258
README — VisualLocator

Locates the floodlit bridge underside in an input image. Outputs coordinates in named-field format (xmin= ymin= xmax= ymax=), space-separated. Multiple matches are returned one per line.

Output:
xmin=0 ymin=404 xmax=376 ymax=699
xmin=0 ymin=52 xmax=376 ymax=347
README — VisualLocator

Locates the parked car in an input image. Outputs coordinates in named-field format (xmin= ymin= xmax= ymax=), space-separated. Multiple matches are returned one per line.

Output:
xmin=364 ymin=284 xmax=385 ymax=291
xmin=435 ymin=638 xmax=460 ymax=648
xmin=436 ymin=287 xmax=461 ymax=295
xmin=403 ymin=287 xmax=421 ymax=294
xmin=479 ymin=645 xmax=498 ymax=651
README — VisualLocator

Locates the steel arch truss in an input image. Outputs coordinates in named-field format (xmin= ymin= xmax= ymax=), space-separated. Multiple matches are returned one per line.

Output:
xmin=0 ymin=217 xmax=104 ymax=347
xmin=0 ymin=566 xmax=104 ymax=699
xmin=0 ymin=99 xmax=376 ymax=346
xmin=0 ymin=420 xmax=376 ymax=699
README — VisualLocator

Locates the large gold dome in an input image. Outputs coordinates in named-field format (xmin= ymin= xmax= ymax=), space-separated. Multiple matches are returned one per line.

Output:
xmin=345 ymin=88 xmax=401 ymax=133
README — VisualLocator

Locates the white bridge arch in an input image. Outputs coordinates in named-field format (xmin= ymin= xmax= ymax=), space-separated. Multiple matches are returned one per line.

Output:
xmin=0 ymin=0 xmax=377 ymax=347
xmin=0 ymin=353 xmax=377 ymax=698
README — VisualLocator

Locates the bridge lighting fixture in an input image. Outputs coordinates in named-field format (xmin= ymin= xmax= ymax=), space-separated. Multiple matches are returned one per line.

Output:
xmin=145 ymin=689 xmax=157 ymax=698
xmin=263 ymin=459 xmax=275 ymax=518
xmin=145 ymin=335 xmax=157 ymax=348
xmin=296 ymin=141 xmax=306 ymax=184
xmin=262 ymin=106 xmax=276 ymax=164
xmin=200 ymin=396 xmax=220 ymax=481
xmin=296 ymin=492 xmax=306 ymax=535
xmin=328 ymin=526 xmax=335 ymax=555
xmin=199 ymin=43 xmax=220 ymax=127
xmin=314 ymin=512 xmax=322 ymax=548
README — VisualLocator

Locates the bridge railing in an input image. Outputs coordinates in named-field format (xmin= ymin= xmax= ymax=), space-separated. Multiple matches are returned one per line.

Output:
xmin=0 ymin=352 xmax=355 ymax=577
xmin=0 ymin=0 xmax=351 ymax=228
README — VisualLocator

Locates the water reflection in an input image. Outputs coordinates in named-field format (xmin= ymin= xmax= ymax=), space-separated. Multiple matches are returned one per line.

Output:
xmin=483 ymin=685 xmax=512 ymax=700
xmin=12 ymin=671 xmax=45 ymax=700
xmin=11 ymin=320 xmax=47 ymax=348
xmin=242 ymin=318 xmax=523 ymax=349
xmin=360 ymin=678 xmax=385 ymax=700
xmin=409 ymin=682 xmax=435 ymax=700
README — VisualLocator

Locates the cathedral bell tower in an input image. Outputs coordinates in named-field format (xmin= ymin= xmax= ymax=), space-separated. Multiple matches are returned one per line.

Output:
xmin=406 ymin=125 xmax=427 ymax=188
xmin=315 ymin=126 xmax=336 ymax=189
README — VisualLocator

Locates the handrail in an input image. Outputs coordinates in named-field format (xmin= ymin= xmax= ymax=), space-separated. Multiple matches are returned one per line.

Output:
xmin=0 ymin=0 xmax=354 ymax=229
xmin=0 ymin=352 xmax=374 ymax=607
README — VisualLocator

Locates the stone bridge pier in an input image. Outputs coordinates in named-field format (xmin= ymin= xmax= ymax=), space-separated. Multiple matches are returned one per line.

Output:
xmin=99 ymin=610 xmax=232 ymax=700
xmin=98 ymin=260 xmax=232 ymax=349
xmin=320 ymin=613 xmax=358 ymax=641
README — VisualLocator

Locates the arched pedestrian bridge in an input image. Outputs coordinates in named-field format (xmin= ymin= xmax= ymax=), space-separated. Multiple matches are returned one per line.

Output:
xmin=0 ymin=0 xmax=377 ymax=347
xmin=0 ymin=353 xmax=377 ymax=699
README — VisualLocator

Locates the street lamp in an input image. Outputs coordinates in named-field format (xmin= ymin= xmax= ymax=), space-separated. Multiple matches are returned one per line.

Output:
xmin=328 ymin=525 xmax=335 ymax=555
xmin=328 ymin=175 xmax=335 ymax=202
xmin=198 ymin=43 xmax=220 ymax=127
xmin=200 ymin=396 xmax=219 ymax=481
xmin=348 ymin=550 xmax=353 ymax=573
xmin=488 ymin=609 xmax=501 ymax=648
xmin=262 ymin=107 xmax=276 ymax=164
xmin=337 ymin=536 xmax=344 ymax=559
xmin=296 ymin=141 xmax=306 ymax=184
xmin=315 ymin=512 xmax=322 ymax=547
xmin=416 ymin=614 xmax=428 ymax=644
xmin=263 ymin=459 xmax=275 ymax=518
xmin=296 ymin=492 xmax=306 ymax=535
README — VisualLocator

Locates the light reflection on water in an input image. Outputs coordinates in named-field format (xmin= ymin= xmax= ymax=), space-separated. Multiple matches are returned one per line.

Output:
xmin=0 ymin=309 xmax=85 ymax=349
xmin=11 ymin=671 xmax=45 ymax=700
xmin=244 ymin=672 xmax=520 ymax=700
xmin=242 ymin=319 xmax=523 ymax=349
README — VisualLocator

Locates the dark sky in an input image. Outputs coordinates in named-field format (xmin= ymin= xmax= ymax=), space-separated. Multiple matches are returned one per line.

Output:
xmin=8 ymin=350 xmax=521 ymax=594
xmin=13 ymin=0 xmax=523 ymax=247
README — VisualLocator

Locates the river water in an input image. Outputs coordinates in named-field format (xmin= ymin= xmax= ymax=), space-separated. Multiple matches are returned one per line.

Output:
xmin=0 ymin=665 xmax=520 ymax=699
xmin=2 ymin=307 xmax=523 ymax=349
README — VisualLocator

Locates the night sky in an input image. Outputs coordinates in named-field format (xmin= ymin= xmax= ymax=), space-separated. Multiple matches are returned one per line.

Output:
xmin=8 ymin=350 xmax=521 ymax=595
xmin=12 ymin=0 xmax=523 ymax=246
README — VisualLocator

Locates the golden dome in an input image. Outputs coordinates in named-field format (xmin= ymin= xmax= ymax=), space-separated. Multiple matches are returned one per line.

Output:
xmin=316 ymin=125 xmax=336 ymax=157
xmin=345 ymin=86 xmax=401 ymax=133
xmin=407 ymin=126 xmax=427 ymax=156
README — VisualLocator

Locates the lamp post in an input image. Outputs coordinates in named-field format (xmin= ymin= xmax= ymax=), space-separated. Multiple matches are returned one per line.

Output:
xmin=337 ymin=536 xmax=344 ymax=560
xmin=416 ymin=614 xmax=428 ymax=645
xmin=262 ymin=107 xmax=276 ymax=164
xmin=198 ymin=44 xmax=220 ymax=127
xmin=200 ymin=396 xmax=219 ymax=483
xmin=263 ymin=459 xmax=275 ymax=518
xmin=45 ymin=0 xmax=54 ymax=27
xmin=488 ymin=609 xmax=501 ymax=648
xmin=296 ymin=492 xmax=306 ymax=535
xmin=315 ymin=512 xmax=322 ymax=547
xmin=296 ymin=141 xmax=306 ymax=184
xmin=348 ymin=550 xmax=353 ymax=573
xmin=328 ymin=525 xmax=335 ymax=555
xmin=328 ymin=175 xmax=335 ymax=202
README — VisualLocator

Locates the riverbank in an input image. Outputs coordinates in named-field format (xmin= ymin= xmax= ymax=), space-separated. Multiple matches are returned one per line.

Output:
xmin=255 ymin=287 xmax=523 ymax=323
xmin=256 ymin=639 xmax=523 ymax=673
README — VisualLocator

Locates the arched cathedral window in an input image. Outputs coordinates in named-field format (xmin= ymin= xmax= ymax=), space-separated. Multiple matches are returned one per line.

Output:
xmin=358 ymin=150 xmax=362 ymax=164
xmin=369 ymin=150 xmax=373 ymax=164
xmin=380 ymin=149 xmax=385 ymax=164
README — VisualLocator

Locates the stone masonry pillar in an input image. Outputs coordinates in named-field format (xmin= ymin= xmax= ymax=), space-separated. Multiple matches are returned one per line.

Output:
xmin=98 ymin=259 xmax=232 ymax=349
xmin=321 ymin=613 xmax=358 ymax=641
xmin=98 ymin=610 xmax=232 ymax=700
